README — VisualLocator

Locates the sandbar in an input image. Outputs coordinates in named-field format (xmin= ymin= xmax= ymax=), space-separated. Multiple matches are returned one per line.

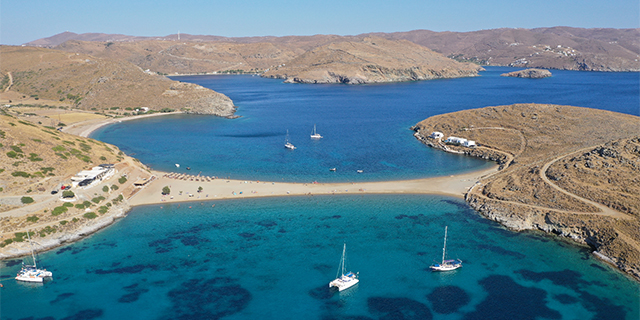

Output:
xmin=129 ymin=165 xmax=498 ymax=207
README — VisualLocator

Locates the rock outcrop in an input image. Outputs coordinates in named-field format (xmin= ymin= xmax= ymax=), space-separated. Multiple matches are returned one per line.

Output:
xmin=501 ymin=68 xmax=552 ymax=78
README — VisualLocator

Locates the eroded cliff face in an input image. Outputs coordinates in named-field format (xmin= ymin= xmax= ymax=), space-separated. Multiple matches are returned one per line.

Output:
xmin=413 ymin=104 xmax=640 ymax=281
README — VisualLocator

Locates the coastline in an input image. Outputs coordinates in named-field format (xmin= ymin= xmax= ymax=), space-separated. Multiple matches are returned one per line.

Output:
xmin=63 ymin=112 xmax=184 ymax=138
xmin=129 ymin=165 xmax=499 ymax=207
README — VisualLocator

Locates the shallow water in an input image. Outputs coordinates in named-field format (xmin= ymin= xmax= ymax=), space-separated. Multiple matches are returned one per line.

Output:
xmin=2 ymin=195 xmax=638 ymax=319
xmin=2 ymin=68 xmax=639 ymax=319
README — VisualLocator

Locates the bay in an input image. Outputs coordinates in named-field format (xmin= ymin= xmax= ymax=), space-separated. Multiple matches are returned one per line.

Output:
xmin=2 ymin=67 xmax=639 ymax=319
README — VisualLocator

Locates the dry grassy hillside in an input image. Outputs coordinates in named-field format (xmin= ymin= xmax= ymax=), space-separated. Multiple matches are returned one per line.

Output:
xmin=0 ymin=113 xmax=123 ymax=197
xmin=262 ymin=37 xmax=482 ymax=84
xmin=0 ymin=46 xmax=236 ymax=116
xmin=0 ymin=110 xmax=153 ymax=254
xmin=413 ymin=104 xmax=640 ymax=280
xmin=55 ymin=40 xmax=302 ymax=74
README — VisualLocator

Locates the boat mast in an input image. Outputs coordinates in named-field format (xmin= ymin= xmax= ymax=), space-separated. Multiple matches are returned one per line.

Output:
xmin=27 ymin=230 xmax=37 ymax=268
xmin=442 ymin=226 xmax=448 ymax=264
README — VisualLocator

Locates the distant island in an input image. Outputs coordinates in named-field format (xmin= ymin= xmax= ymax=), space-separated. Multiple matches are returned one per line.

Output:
xmin=413 ymin=104 xmax=640 ymax=281
xmin=501 ymin=68 xmax=552 ymax=78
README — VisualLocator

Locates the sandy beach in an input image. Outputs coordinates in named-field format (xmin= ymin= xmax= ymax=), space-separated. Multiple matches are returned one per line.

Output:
xmin=128 ymin=165 xmax=498 ymax=207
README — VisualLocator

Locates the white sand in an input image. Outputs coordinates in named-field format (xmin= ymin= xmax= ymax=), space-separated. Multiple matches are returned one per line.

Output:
xmin=129 ymin=166 xmax=498 ymax=206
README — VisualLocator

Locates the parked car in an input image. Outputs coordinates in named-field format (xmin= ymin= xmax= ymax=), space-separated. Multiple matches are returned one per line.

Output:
xmin=51 ymin=190 xmax=58 ymax=195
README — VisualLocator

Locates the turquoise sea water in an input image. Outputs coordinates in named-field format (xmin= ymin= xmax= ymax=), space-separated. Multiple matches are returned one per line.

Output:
xmin=2 ymin=67 xmax=639 ymax=319
xmin=2 ymin=196 xmax=639 ymax=319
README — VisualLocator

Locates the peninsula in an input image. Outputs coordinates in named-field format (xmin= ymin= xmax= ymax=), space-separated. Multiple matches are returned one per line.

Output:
xmin=413 ymin=103 xmax=640 ymax=280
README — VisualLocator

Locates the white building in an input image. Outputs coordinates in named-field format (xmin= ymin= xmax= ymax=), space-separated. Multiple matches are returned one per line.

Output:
xmin=429 ymin=131 xmax=444 ymax=139
xmin=463 ymin=140 xmax=476 ymax=148
xmin=71 ymin=164 xmax=115 ymax=188
xmin=445 ymin=137 xmax=468 ymax=145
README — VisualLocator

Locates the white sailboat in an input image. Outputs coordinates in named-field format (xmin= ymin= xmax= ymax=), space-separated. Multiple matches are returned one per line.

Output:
xmin=15 ymin=232 xmax=53 ymax=283
xmin=284 ymin=130 xmax=296 ymax=150
xmin=430 ymin=226 xmax=462 ymax=272
xmin=310 ymin=124 xmax=323 ymax=139
xmin=329 ymin=243 xmax=359 ymax=291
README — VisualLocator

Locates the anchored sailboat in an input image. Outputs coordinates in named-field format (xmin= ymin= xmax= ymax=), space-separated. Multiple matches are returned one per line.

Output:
xmin=430 ymin=226 xmax=462 ymax=272
xmin=284 ymin=130 xmax=296 ymax=150
xmin=310 ymin=124 xmax=323 ymax=139
xmin=329 ymin=243 xmax=359 ymax=291
xmin=15 ymin=232 xmax=53 ymax=283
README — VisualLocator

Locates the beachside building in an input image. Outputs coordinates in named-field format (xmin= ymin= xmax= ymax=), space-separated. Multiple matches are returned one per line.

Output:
xmin=70 ymin=164 xmax=115 ymax=188
xmin=445 ymin=136 xmax=467 ymax=145
xmin=463 ymin=140 xmax=477 ymax=148
xmin=429 ymin=131 xmax=444 ymax=139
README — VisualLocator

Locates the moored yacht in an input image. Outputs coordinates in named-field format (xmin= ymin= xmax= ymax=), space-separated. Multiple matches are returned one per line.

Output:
xmin=15 ymin=232 xmax=53 ymax=283
xmin=329 ymin=243 xmax=359 ymax=291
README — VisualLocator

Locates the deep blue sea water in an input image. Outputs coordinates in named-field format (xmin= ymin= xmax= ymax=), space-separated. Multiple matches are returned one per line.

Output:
xmin=2 ymin=67 xmax=639 ymax=319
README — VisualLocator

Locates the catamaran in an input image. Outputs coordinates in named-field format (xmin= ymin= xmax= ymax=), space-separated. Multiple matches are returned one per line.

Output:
xmin=15 ymin=232 xmax=53 ymax=283
xmin=310 ymin=124 xmax=323 ymax=139
xmin=430 ymin=226 xmax=462 ymax=272
xmin=284 ymin=130 xmax=296 ymax=150
xmin=329 ymin=243 xmax=359 ymax=291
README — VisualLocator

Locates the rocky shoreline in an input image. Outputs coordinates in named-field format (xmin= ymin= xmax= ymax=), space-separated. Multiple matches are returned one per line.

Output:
xmin=412 ymin=108 xmax=640 ymax=282
xmin=0 ymin=202 xmax=131 ymax=260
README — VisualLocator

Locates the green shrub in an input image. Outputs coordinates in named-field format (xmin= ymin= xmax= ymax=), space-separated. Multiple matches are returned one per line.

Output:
xmin=162 ymin=186 xmax=171 ymax=195
xmin=100 ymin=156 xmax=107 ymax=161
xmin=11 ymin=171 xmax=30 ymax=178
xmin=92 ymin=196 xmax=105 ymax=204
xmin=83 ymin=200 xmax=92 ymax=208
xmin=26 ymin=215 xmax=39 ymax=223
xmin=75 ymin=203 xmax=85 ymax=209
xmin=98 ymin=206 xmax=108 ymax=214
xmin=52 ymin=206 xmax=68 ymax=216
xmin=63 ymin=202 xmax=74 ymax=208
xmin=60 ymin=220 xmax=68 ymax=225
xmin=111 ymin=185 xmax=119 ymax=191
xmin=102 ymin=185 xmax=109 ymax=192
xmin=118 ymin=176 xmax=127 ymax=184
xmin=10 ymin=145 xmax=23 ymax=153
xmin=62 ymin=190 xmax=74 ymax=198
xmin=83 ymin=212 xmax=97 ymax=219
xmin=21 ymin=196 xmax=34 ymax=204
xmin=7 ymin=151 xmax=18 ymax=158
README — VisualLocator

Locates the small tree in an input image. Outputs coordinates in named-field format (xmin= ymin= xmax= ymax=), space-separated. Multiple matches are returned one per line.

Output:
xmin=21 ymin=196 xmax=34 ymax=204
xmin=162 ymin=186 xmax=171 ymax=195
xmin=102 ymin=185 xmax=109 ymax=193
xmin=62 ymin=190 xmax=75 ymax=198
xmin=198 ymin=186 xmax=203 ymax=193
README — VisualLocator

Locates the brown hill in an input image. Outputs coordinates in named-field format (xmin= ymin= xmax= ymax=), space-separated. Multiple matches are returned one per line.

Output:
xmin=413 ymin=104 xmax=640 ymax=280
xmin=262 ymin=37 xmax=482 ymax=84
xmin=372 ymin=27 xmax=640 ymax=71
xmin=27 ymin=27 xmax=640 ymax=72
xmin=0 ymin=46 xmax=236 ymax=116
